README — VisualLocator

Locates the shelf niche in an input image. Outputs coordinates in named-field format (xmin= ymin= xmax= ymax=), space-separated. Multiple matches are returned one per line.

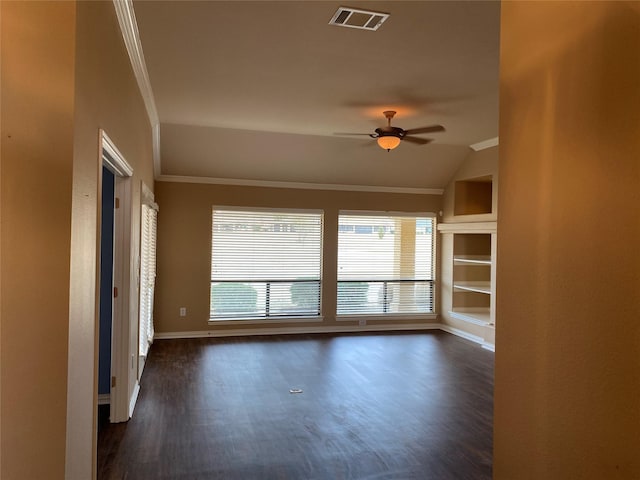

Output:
xmin=451 ymin=233 xmax=492 ymax=326
xmin=454 ymin=175 xmax=493 ymax=216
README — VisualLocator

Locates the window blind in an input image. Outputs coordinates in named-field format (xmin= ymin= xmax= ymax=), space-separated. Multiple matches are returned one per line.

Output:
xmin=337 ymin=212 xmax=435 ymax=315
xmin=139 ymin=203 xmax=158 ymax=356
xmin=210 ymin=208 xmax=323 ymax=319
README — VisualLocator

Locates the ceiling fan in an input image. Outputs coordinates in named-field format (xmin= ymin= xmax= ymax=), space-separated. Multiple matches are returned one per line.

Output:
xmin=338 ymin=111 xmax=445 ymax=152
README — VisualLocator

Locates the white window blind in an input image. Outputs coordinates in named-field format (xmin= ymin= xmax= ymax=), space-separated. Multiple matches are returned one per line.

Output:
xmin=210 ymin=208 xmax=323 ymax=319
xmin=337 ymin=212 xmax=435 ymax=315
xmin=139 ymin=203 xmax=158 ymax=356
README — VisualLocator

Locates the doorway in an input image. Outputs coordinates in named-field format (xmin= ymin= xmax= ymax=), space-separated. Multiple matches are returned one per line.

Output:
xmin=97 ymin=130 xmax=134 ymax=425
xmin=97 ymin=166 xmax=116 ymax=429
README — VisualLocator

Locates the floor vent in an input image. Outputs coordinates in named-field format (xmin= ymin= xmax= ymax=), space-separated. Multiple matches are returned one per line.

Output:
xmin=328 ymin=7 xmax=389 ymax=31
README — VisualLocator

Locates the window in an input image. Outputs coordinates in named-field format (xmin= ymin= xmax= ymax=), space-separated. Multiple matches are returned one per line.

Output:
xmin=210 ymin=208 xmax=323 ymax=320
xmin=139 ymin=202 xmax=158 ymax=356
xmin=337 ymin=212 xmax=435 ymax=315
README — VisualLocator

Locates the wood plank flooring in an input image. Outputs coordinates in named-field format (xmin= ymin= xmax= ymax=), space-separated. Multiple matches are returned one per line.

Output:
xmin=98 ymin=331 xmax=493 ymax=479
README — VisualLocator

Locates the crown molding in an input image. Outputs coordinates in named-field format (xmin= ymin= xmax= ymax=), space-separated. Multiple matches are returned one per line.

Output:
xmin=156 ymin=175 xmax=444 ymax=195
xmin=113 ymin=0 xmax=161 ymax=178
xmin=469 ymin=137 xmax=499 ymax=151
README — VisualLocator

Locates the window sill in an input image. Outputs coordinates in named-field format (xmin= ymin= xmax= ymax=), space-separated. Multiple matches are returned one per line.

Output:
xmin=208 ymin=316 xmax=324 ymax=326
xmin=336 ymin=313 xmax=437 ymax=322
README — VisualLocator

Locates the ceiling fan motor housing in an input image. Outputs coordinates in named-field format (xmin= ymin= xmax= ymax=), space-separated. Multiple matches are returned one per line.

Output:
xmin=372 ymin=126 xmax=406 ymax=139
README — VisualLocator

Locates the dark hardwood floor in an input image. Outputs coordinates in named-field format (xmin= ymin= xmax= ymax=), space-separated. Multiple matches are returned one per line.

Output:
xmin=98 ymin=331 xmax=493 ymax=479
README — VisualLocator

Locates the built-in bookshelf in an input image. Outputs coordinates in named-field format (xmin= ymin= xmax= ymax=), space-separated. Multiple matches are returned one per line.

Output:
xmin=438 ymin=222 xmax=497 ymax=331
xmin=439 ymin=169 xmax=497 ymax=348
xmin=453 ymin=175 xmax=493 ymax=216
xmin=452 ymin=232 xmax=494 ymax=327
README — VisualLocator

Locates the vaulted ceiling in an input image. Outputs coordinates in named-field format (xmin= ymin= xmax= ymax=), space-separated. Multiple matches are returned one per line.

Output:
xmin=133 ymin=1 xmax=500 ymax=190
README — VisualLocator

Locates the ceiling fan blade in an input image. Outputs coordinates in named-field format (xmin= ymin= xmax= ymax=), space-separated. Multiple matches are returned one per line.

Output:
xmin=333 ymin=132 xmax=373 ymax=136
xmin=403 ymin=136 xmax=432 ymax=145
xmin=404 ymin=125 xmax=445 ymax=135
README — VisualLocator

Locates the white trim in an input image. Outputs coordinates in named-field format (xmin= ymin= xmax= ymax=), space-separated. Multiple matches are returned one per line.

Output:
xmin=469 ymin=137 xmax=499 ymax=151
xmin=154 ymin=323 xmax=442 ymax=339
xmin=209 ymin=316 xmax=324 ymax=326
xmin=339 ymin=210 xmax=437 ymax=218
xmin=112 ymin=0 xmax=161 ymax=178
xmin=128 ymin=381 xmax=140 ymax=417
xmin=153 ymin=324 xmax=495 ymax=351
xmin=141 ymin=181 xmax=155 ymax=206
xmin=440 ymin=324 xmax=495 ymax=351
xmin=156 ymin=174 xmax=444 ymax=195
xmin=97 ymin=394 xmax=111 ymax=406
xmin=438 ymin=324 xmax=485 ymax=345
xmin=152 ymin=123 xmax=161 ymax=178
xmin=448 ymin=309 xmax=491 ymax=326
xmin=336 ymin=314 xmax=437 ymax=322
xmin=101 ymin=130 xmax=133 ymax=177
xmin=212 ymin=206 xmax=324 ymax=216
xmin=437 ymin=221 xmax=497 ymax=233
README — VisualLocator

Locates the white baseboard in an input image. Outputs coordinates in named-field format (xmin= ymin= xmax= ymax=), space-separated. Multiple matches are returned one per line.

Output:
xmin=482 ymin=343 xmax=496 ymax=352
xmin=154 ymin=322 xmax=443 ymax=340
xmin=153 ymin=323 xmax=495 ymax=351
xmin=154 ymin=323 xmax=495 ymax=351
xmin=129 ymin=381 xmax=140 ymax=418
xmin=438 ymin=324 xmax=484 ymax=344
xmin=97 ymin=393 xmax=111 ymax=405
xmin=438 ymin=324 xmax=495 ymax=351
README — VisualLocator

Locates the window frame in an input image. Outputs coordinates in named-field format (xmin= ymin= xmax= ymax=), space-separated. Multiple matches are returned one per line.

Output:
xmin=138 ymin=193 xmax=158 ymax=357
xmin=335 ymin=210 xmax=437 ymax=321
xmin=208 ymin=206 xmax=325 ymax=324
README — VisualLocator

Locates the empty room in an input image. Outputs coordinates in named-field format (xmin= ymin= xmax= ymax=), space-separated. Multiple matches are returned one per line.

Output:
xmin=1 ymin=1 xmax=638 ymax=480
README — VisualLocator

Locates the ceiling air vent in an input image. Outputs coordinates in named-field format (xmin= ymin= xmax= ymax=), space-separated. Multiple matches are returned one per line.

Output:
xmin=328 ymin=7 xmax=389 ymax=31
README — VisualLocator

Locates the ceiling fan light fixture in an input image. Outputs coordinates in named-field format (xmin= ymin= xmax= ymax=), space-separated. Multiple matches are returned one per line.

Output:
xmin=377 ymin=135 xmax=401 ymax=151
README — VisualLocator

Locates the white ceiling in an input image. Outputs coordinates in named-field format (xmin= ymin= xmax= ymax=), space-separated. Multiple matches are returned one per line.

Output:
xmin=133 ymin=1 xmax=500 ymax=189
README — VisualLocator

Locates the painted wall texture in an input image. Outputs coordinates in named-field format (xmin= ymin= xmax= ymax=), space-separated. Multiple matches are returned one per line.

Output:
xmin=1 ymin=1 xmax=154 ymax=478
xmin=495 ymin=2 xmax=640 ymax=478
xmin=153 ymin=181 xmax=442 ymax=334
xmin=1 ymin=2 xmax=76 ymax=478
xmin=69 ymin=2 xmax=153 ymax=477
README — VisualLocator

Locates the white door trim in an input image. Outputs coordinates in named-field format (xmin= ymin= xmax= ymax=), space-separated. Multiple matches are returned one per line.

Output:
xmin=101 ymin=130 xmax=133 ymax=177
xmin=99 ymin=129 xmax=133 ymax=423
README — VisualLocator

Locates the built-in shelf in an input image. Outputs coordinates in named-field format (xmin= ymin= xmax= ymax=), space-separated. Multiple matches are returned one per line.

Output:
xmin=449 ymin=308 xmax=493 ymax=326
xmin=441 ymin=221 xmax=496 ymax=347
xmin=453 ymin=255 xmax=491 ymax=265
xmin=453 ymin=281 xmax=491 ymax=294
xmin=438 ymin=222 xmax=497 ymax=233
xmin=449 ymin=230 xmax=495 ymax=332
xmin=454 ymin=175 xmax=493 ymax=216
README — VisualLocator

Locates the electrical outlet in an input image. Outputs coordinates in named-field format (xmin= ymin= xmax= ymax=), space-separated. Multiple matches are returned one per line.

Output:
xmin=179 ymin=307 xmax=187 ymax=317
xmin=359 ymin=318 xmax=366 ymax=326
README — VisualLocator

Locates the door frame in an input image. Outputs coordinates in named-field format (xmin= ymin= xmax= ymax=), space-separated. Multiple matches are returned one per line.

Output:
xmin=99 ymin=130 xmax=134 ymax=423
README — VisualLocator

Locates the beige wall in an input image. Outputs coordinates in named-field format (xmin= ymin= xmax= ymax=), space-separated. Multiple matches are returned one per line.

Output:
xmin=1 ymin=2 xmax=154 ymax=479
xmin=68 ymin=2 xmax=154 ymax=478
xmin=1 ymin=2 xmax=76 ymax=478
xmin=495 ymin=2 xmax=640 ymax=479
xmin=154 ymin=181 xmax=441 ymax=334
